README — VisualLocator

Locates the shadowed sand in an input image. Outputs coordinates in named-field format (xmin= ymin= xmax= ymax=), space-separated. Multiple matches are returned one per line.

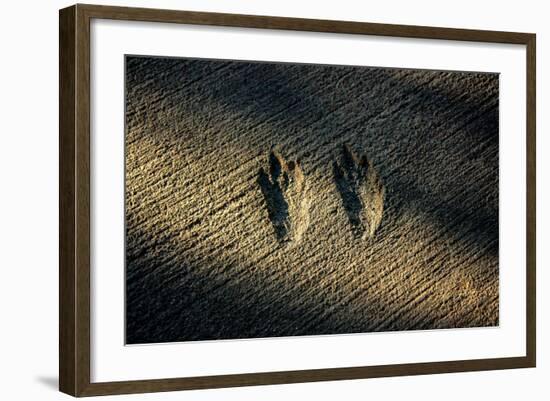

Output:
xmin=125 ymin=56 xmax=499 ymax=344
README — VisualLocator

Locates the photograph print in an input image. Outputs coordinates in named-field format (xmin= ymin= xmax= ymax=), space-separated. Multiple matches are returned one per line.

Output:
xmin=124 ymin=55 xmax=499 ymax=344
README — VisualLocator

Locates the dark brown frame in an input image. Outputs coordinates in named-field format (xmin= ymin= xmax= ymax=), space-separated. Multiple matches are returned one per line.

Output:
xmin=59 ymin=3 xmax=536 ymax=397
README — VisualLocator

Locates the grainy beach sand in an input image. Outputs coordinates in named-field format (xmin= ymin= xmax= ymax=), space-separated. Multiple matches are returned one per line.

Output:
xmin=125 ymin=56 xmax=499 ymax=344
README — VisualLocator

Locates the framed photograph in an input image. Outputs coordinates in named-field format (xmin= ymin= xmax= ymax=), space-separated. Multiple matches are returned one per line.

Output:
xmin=59 ymin=4 xmax=536 ymax=397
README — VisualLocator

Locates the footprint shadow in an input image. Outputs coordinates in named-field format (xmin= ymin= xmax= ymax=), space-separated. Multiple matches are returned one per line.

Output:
xmin=258 ymin=150 xmax=310 ymax=243
xmin=333 ymin=144 xmax=385 ymax=239
xmin=258 ymin=151 xmax=291 ymax=241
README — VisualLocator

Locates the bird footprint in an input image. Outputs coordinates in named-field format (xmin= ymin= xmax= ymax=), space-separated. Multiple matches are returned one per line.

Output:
xmin=258 ymin=150 xmax=311 ymax=244
xmin=333 ymin=144 xmax=385 ymax=239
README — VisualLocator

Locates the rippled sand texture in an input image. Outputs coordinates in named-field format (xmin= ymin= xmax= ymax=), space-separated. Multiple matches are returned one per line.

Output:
xmin=125 ymin=56 xmax=499 ymax=344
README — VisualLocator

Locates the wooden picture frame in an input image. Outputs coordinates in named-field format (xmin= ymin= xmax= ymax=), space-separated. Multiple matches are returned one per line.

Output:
xmin=59 ymin=3 xmax=536 ymax=397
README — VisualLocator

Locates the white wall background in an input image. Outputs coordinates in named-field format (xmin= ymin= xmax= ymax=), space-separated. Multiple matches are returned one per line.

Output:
xmin=0 ymin=1 xmax=546 ymax=400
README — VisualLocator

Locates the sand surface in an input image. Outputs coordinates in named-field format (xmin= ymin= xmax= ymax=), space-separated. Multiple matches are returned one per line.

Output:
xmin=125 ymin=56 xmax=499 ymax=344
